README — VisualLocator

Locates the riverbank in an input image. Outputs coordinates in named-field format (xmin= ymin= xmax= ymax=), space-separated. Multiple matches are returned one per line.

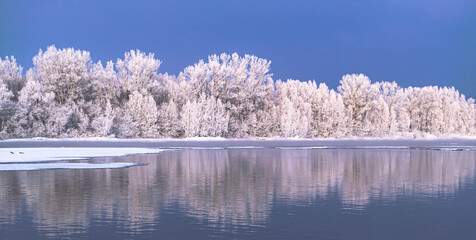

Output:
xmin=1 ymin=137 xmax=476 ymax=148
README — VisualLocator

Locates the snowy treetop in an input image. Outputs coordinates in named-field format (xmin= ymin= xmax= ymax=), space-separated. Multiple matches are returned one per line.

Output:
xmin=0 ymin=45 xmax=474 ymax=139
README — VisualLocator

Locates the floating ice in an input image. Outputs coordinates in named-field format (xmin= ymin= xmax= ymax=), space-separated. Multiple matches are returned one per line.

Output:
xmin=0 ymin=162 xmax=140 ymax=171
xmin=0 ymin=148 xmax=166 ymax=163
xmin=226 ymin=146 xmax=265 ymax=149
xmin=276 ymin=146 xmax=329 ymax=150
xmin=423 ymin=147 xmax=476 ymax=151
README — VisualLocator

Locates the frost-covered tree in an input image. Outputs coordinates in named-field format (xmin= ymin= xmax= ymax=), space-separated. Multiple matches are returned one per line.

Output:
xmin=183 ymin=53 xmax=273 ymax=137
xmin=0 ymin=56 xmax=24 ymax=138
xmin=26 ymin=46 xmax=96 ymax=137
xmin=0 ymin=56 xmax=24 ymax=101
xmin=416 ymin=86 xmax=441 ymax=134
xmin=465 ymin=98 xmax=476 ymax=135
xmin=180 ymin=95 xmax=229 ymax=137
xmin=116 ymin=50 xmax=161 ymax=96
xmin=32 ymin=46 xmax=92 ymax=105
xmin=248 ymin=79 xmax=276 ymax=137
xmin=0 ymin=77 xmax=12 ymax=101
xmin=119 ymin=91 xmax=159 ymax=138
xmin=90 ymin=100 xmax=114 ymax=137
xmin=0 ymin=79 xmax=14 ymax=137
xmin=90 ymin=61 xmax=120 ymax=105
xmin=181 ymin=100 xmax=200 ymax=137
xmin=113 ymin=50 xmax=164 ymax=138
xmin=309 ymin=83 xmax=348 ymax=137
xmin=15 ymin=70 xmax=55 ymax=137
xmin=458 ymin=96 xmax=476 ymax=135
xmin=328 ymin=90 xmax=348 ymax=137
xmin=366 ymin=95 xmax=390 ymax=136
xmin=393 ymin=88 xmax=411 ymax=133
xmin=338 ymin=74 xmax=380 ymax=136
xmin=86 ymin=61 xmax=121 ymax=136
xmin=377 ymin=81 xmax=400 ymax=134
xmin=159 ymin=99 xmax=181 ymax=137
xmin=440 ymin=87 xmax=464 ymax=135
xmin=276 ymin=80 xmax=313 ymax=137
xmin=1 ymin=48 xmax=475 ymax=139
xmin=400 ymin=87 xmax=421 ymax=133
xmin=197 ymin=95 xmax=229 ymax=137
xmin=280 ymin=96 xmax=299 ymax=137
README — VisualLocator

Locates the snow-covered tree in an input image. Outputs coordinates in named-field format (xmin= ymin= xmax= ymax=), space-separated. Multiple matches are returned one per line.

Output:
xmin=458 ymin=96 xmax=476 ymax=135
xmin=116 ymin=50 xmax=161 ymax=96
xmin=280 ymin=96 xmax=299 ymax=137
xmin=90 ymin=100 xmax=114 ymax=137
xmin=32 ymin=46 xmax=92 ymax=105
xmin=89 ymin=61 xmax=120 ymax=105
xmin=0 ymin=48 xmax=475 ymax=139
xmin=0 ymin=56 xmax=24 ymax=138
xmin=183 ymin=53 xmax=273 ymax=137
xmin=181 ymin=100 xmax=200 ymax=137
xmin=310 ymin=83 xmax=349 ymax=137
xmin=119 ymin=91 xmax=159 ymax=138
xmin=113 ymin=50 xmax=163 ymax=138
xmin=276 ymin=80 xmax=313 ymax=137
xmin=26 ymin=46 xmax=97 ymax=137
xmin=0 ymin=80 xmax=14 ymax=137
xmin=328 ymin=90 xmax=348 ymax=137
xmin=86 ymin=61 xmax=121 ymax=137
xmin=438 ymin=87 xmax=461 ymax=134
xmin=393 ymin=88 xmax=411 ymax=133
xmin=198 ymin=95 xmax=229 ymax=137
xmin=0 ymin=56 xmax=24 ymax=101
xmin=338 ymin=74 xmax=379 ymax=136
xmin=377 ymin=81 xmax=400 ymax=134
xmin=180 ymin=95 xmax=229 ymax=137
xmin=16 ymin=70 xmax=55 ymax=137
xmin=159 ymin=99 xmax=181 ymax=137
xmin=248 ymin=79 xmax=276 ymax=137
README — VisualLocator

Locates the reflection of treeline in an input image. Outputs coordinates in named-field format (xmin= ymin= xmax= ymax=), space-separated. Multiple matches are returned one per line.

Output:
xmin=0 ymin=149 xmax=475 ymax=236
xmin=1 ymin=46 xmax=475 ymax=138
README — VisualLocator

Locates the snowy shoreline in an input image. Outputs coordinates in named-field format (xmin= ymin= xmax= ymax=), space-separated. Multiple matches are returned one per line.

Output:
xmin=1 ymin=137 xmax=476 ymax=148
xmin=1 ymin=138 xmax=475 ymax=171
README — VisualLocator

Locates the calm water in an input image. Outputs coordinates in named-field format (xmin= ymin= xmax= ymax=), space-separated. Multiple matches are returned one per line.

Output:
xmin=1 ymin=148 xmax=476 ymax=239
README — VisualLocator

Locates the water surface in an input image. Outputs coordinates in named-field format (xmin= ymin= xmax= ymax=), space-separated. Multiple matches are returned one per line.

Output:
xmin=0 ymin=148 xmax=475 ymax=239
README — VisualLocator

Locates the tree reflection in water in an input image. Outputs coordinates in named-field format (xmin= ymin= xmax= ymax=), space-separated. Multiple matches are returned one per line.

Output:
xmin=0 ymin=148 xmax=475 ymax=237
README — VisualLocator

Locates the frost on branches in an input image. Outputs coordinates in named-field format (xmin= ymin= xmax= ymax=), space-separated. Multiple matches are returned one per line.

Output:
xmin=0 ymin=45 xmax=475 ymax=139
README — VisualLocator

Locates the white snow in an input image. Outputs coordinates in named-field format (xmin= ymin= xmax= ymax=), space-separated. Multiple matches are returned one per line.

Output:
xmin=183 ymin=137 xmax=228 ymax=141
xmin=0 ymin=162 xmax=139 ymax=171
xmin=0 ymin=148 xmax=165 ymax=163
xmin=188 ymin=147 xmax=226 ymax=150
xmin=276 ymin=146 xmax=330 ymax=150
xmin=227 ymin=146 xmax=265 ymax=149
xmin=2 ymin=135 xmax=476 ymax=143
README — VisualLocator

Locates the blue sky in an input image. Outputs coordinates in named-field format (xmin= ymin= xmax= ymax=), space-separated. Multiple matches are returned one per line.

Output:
xmin=1 ymin=0 xmax=475 ymax=97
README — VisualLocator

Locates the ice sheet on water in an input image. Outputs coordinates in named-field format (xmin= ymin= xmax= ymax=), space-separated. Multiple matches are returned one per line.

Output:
xmin=422 ymin=146 xmax=476 ymax=151
xmin=0 ymin=148 xmax=166 ymax=163
xmin=343 ymin=146 xmax=410 ymax=149
xmin=188 ymin=147 xmax=226 ymax=150
xmin=226 ymin=146 xmax=266 ymax=149
xmin=0 ymin=162 xmax=140 ymax=171
xmin=275 ymin=146 xmax=329 ymax=150
xmin=275 ymin=146 xmax=409 ymax=150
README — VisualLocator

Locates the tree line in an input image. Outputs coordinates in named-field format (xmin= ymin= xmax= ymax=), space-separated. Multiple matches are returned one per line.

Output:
xmin=0 ymin=46 xmax=474 ymax=139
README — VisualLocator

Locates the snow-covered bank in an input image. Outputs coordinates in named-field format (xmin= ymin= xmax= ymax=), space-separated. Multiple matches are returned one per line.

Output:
xmin=1 ymin=137 xmax=476 ymax=149
xmin=1 ymin=139 xmax=475 ymax=171
xmin=0 ymin=148 xmax=165 ymax=163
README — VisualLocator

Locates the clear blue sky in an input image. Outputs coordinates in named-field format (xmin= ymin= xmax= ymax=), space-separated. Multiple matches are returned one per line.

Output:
xmin=1 ymin=0 xmax=475 ymax=97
